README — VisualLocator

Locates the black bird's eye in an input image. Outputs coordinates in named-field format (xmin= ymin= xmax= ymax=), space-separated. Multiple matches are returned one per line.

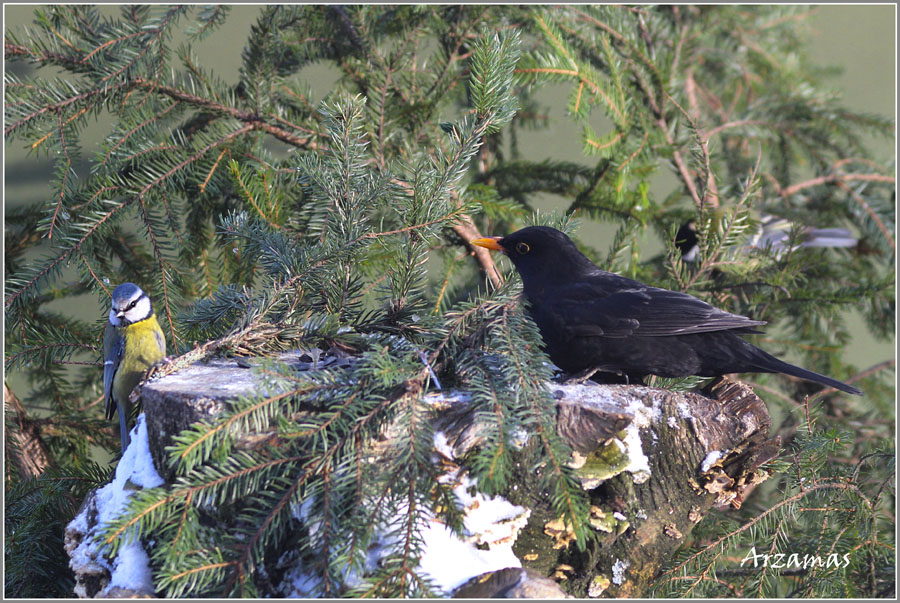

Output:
xmin=127 ymin=301 xmax=136 ymax=310
xmin=516 ymin=242 xmax=530 ymax=255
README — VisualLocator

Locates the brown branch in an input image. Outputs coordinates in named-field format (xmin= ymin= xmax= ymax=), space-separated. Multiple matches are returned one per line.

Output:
xmin=79 ymin=250 xmax=110 ymax=296
xmin=432 ymin=251 xmax=468 ymax=314
xmin=200 ymin=148 xmax=229 ymax=194
xmin=453 ymin=216 xmax=502 ymax=289
xmin=617 ymin=131 xmax=649 ymax=171
xmin=692 ymin=77 xmax=727 ymax=121
xmin=4 ymin=41 xmax=85 ymax=71
xmin=704 ymin=119 xmax=772 ymax=141
xmin=82 ymin=29 xmax=146 ymax=62
xmin=780 ymin=172 xmax=895 ymax=198
xmin=130 ymin=79 xmax=319 ymax=150
xmin=75 ymin=393 xmax=105 ymax=413
xmin=586 ymin=131 xmax=625 ymax=151
xmin=631 ymin=69 xmax=701 ymax=209
xmin=6 ymin=79 xmax=131 ymax=137
xmin=832 ymin=157 xmax=888 ymax=172
xmin=685 ymin=68 xmax=701 ymax=121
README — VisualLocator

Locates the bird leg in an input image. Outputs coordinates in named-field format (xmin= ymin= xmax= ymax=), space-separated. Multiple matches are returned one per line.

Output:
xmin=560 ymin=367 xmax=642 ymax=385
xmin=562 ymin=367 xmax=601 ymax=385
xmin=561 ymin=367 xmax=631 ymax=385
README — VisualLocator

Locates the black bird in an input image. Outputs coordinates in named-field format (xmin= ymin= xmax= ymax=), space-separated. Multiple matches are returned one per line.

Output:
xmin=472 ymin=226 xmax=861 ymax=395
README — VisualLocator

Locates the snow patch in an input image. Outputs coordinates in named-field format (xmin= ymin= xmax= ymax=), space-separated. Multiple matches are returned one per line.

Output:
xmin=611 ymin=558 xmax=629 ymax=585
xmin=278 ymin=551 xmax=322 ymax=597
xmin=291 ymin=494 xmax=316 ymax=523
xmin=283 ymin=468 xmax=528 ymax=596
xmin=624 ymin=396 xmax=661 ymax=427
xmin=66 ymin=414 xmax=164 ymax=596
xmin=433 ymin=430 xmax=455 ymax=459
xmin=450 ymin=473 xmax=528 ymax=546
xmin=621 ymin=422 xmax=650 ymax=483
xmin=423 ymin=390 xmax=472 ymax=407
xmin=701 ymin=450 xmax=728 ymax=472
xmin=417 ymin=515 xmax=522 ymax=593
xmin=361 ymin=472 xmax=528 ymax=595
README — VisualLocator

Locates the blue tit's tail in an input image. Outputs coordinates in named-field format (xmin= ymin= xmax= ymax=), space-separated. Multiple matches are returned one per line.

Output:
xmin=801 ymin=227 xmax=858 ymax=249
xmin=118 ymin=400 xmax=132 ymax=451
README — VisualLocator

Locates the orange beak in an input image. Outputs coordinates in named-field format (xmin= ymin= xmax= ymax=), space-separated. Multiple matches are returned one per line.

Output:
xmin=471 ymin=236 xmax=504 ymax=251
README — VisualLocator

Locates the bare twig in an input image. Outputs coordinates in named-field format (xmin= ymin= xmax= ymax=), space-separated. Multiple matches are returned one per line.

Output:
xmin=5 ymin=383 xmax=56 ymax=478
xmin=781 ymin=172 xmax=895 ymax=198
xmin=452 ymin=216 xmax=503 ymax=289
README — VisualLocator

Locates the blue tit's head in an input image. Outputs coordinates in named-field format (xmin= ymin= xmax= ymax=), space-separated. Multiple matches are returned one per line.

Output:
xmin=109 ymin=283 xmax=153 ymax=326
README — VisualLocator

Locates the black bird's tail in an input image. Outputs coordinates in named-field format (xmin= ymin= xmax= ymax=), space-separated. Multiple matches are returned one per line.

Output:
xmin=749 ymin=349 xmax=862 ymax=395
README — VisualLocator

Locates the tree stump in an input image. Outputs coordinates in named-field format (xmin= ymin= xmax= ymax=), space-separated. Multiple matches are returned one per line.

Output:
xmin=72 ymin=351 xmax=778 ymax=598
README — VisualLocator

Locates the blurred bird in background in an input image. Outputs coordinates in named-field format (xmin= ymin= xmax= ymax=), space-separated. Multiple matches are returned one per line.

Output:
xmin=675 ymin=213 xmax=857 ymax=262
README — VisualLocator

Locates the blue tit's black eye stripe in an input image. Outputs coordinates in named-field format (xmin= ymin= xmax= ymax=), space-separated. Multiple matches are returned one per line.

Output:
xmin=125 ymin=293 xmax=147 ymax=311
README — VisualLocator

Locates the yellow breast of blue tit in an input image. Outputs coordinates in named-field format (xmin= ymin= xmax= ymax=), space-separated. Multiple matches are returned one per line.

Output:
xmin=112 ymin=313 xmax=166 ymax=406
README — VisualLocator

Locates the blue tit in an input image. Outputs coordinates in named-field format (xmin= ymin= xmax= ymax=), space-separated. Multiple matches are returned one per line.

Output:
xmin=104 ymin=283 xmax=166 ymax=451
xmin=676 ymin=213 xmax=856 ymax=262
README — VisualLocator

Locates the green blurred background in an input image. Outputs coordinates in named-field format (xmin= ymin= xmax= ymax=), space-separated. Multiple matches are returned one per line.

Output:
xmin=4 ymin=5 xmax=896 ymax=403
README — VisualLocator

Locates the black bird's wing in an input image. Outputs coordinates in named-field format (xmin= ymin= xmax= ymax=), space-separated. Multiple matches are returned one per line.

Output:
xmin=103 ymin=321 xmax=125 ymax=420
xmin=551 ymin=277 xmax=766 ymax=338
